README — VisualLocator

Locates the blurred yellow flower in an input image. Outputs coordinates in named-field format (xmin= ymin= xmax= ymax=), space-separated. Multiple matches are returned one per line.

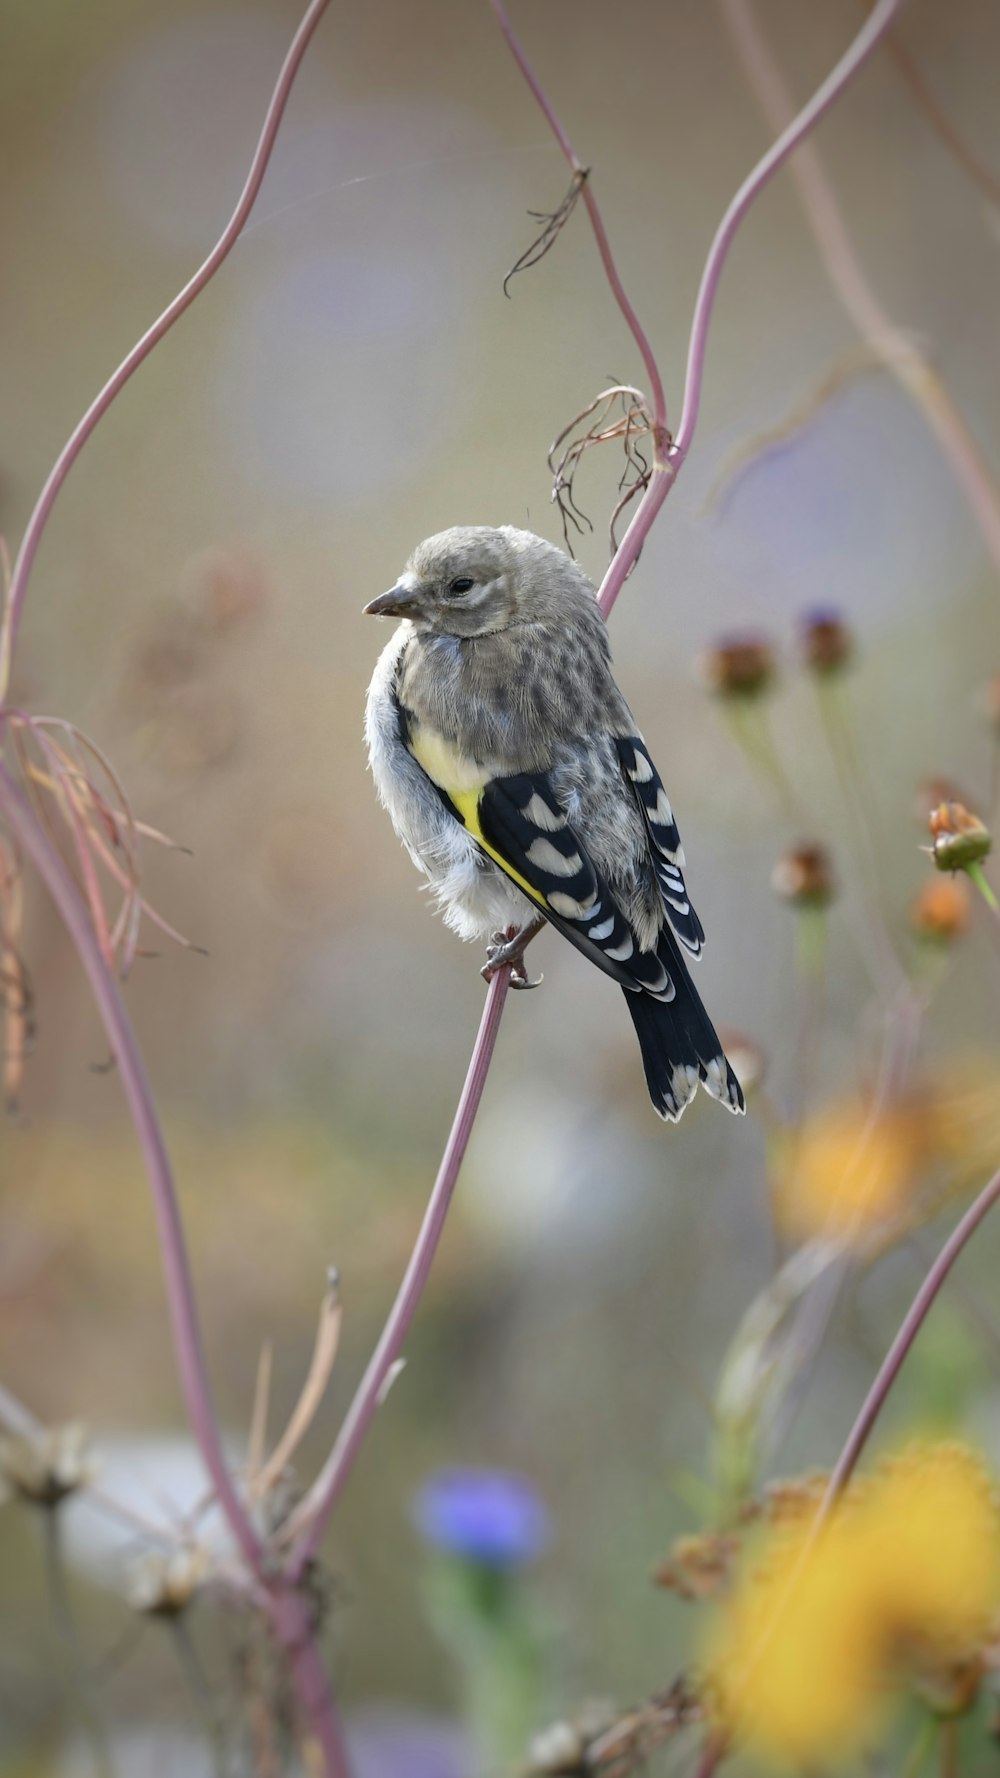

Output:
xmin=773 ymin=1099 xmax=924 ymax=1245
xmin=707 ymin=1513 xmax=886 ymax=1767
xmin=707 ymin=1443 xmax=1000 ymax=1770
xmin=867 ymin=1444 xmax=1000 ymax=1660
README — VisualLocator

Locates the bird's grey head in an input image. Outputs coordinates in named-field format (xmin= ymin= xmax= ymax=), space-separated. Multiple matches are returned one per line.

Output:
xmin=364 ymin=526 xmax=524 ymax=638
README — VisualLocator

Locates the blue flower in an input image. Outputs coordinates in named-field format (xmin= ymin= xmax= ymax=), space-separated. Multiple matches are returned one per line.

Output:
xmin=412 ymin=1468 xmax=550 ymax=1568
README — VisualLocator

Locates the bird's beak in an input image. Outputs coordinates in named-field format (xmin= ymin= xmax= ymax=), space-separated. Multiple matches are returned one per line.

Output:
xmin=363 ymin=584 xmax=421 ymax=619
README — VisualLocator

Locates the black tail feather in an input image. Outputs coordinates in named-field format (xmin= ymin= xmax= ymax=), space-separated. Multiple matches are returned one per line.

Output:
xmin=623 ymin=957 xmax=744 ymax=1123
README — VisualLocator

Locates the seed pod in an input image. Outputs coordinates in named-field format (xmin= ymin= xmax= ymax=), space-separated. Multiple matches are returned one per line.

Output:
xmin=801 ymin=609 xmax=852 ymax=676
xmin=698 ymin=635 xmax=775 ymax=700
xmin=928 ymin=802 xmax=992 ymax=872
xmin=771 ymin=843 xmax=835 ymax=907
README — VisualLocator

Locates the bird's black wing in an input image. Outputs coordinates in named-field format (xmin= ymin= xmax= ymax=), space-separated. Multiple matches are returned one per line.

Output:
xmin=615 ymin=736 xmax=705 ymax=959
xmin=473 ymin=769 xmax=676 ymax=1001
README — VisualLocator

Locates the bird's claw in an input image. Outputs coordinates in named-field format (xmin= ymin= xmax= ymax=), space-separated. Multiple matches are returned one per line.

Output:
xmin=481 ymin=926 xmax=544 ymax=991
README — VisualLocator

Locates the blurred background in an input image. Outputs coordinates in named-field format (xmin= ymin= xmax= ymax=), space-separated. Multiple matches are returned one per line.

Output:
xmin=1 ymin=0 xmax=1000 ymax=1771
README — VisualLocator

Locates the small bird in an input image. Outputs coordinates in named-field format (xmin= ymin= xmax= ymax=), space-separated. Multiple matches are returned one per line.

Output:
xmin=364 ymin=526 xmax=744 ymax=1122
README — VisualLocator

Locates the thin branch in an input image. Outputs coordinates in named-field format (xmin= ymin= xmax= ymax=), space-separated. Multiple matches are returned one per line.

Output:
xmin=251 ymin=1273 xmax=343 ymax=1505
xmin=0 ymin=0 xmax=334 ymax=700
xmin=597 ymin=0 xmax=903 ymax=619
xmin=490 ymin=0 xmax=668 ymax=440
xmin=721 ymin=0 xmax=1000 ymax=585
xmin=820 ymin=1164 xmax=1000 ymax=1513
xmin=282 ymin=968 xmax=511 ymax=1576
xmin=0 ymin=765 xmax=264 ymax=1576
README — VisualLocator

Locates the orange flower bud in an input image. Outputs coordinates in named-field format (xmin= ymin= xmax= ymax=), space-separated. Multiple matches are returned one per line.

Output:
xmin=910 ymin=876 xmax=971 ymax=942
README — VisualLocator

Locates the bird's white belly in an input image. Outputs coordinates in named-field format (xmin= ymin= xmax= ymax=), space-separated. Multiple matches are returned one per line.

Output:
xmin=364 ymin=626 xmax=530 ymax=941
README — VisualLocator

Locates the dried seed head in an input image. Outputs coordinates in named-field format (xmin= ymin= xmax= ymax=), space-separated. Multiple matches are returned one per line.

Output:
xmin=771 ymin=843 xmax=835 ymax=907
xmin=928 ymin=802 xmax=992 ymax=872
xmin=0 ymin=1422 xmax=93 ymax=1507
xmin=910 ymin=875 xmax=971 ymax=942
xmin=698 ymin=635 xmax=775 ymax=700
xmin=800 ymin=609 xmax=852 ymax=675
xmin=654 ymin=1531 xmax=739 ymax=1601
xmin=128 ymin=1545 xmax=209 ymax=1617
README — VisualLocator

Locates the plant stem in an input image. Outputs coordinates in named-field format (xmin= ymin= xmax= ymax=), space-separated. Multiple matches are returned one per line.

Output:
xmin=721 ymin=0 xmax=1000 ymax=586
xmin=821 ymin=1163 xmax=1000 ymax=1513
xmin=0 ymin=0 xmax=334 ymax=700
xmin=283 ymin=968 xmax=511 ymax=1575
xmin=0 ymin=761 xmax=264 ymax=1577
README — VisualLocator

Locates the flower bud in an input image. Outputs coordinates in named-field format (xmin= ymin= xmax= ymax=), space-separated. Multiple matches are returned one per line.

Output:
xmin=0 ymin=1423 xmax=92 ymax=1508
xmin=800 ymin=609 xmax=852 ymax=675
xmin=928 ymin=802 xmax=992 ymax=873
xmin=698 ymin=635 xmax=775 ymax=700
xmin=128 ymin=1546 xmax=208 ymax=1617
xmin=910 ymin=876 xmax=971 ymax=942
xmin=654 ymin=1531 xmax=738 ymax=1601
xmin=771 ymin=843 xmax=835 ymax=907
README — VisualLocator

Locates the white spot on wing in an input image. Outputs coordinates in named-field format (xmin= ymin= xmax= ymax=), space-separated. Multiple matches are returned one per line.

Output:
xmin=629 ymin=750 xmax=654 ymax=783
xmin=523 ymin=793 xmax=566 ymax=831
xmin=549 ymin=890 xmax=597 ymax=919
xmin=588 ymin=915 xmax=616 ymax=941
xmin=526 ymin=837 xmax=584 ymax=877
xmin=650 ymin=788 xmax=675 ymax=826
xmin=605 ymin=933 xmax=634 ymax=962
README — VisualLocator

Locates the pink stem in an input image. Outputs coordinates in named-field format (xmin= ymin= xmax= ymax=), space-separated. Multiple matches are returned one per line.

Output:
xmin=721 ymin=0 xmax=1000 ymax=579
xmin=597 ymin=0 xmax=902 ymax=621
xmin=270 ymin=1591 xmax=353 ymax=1778
xmin=0 ymin=0 xmax=333 ymax=688
xmin=284 ymin=969 xmax=511 ymax=1579
xmin=0 ymin=760 xmax=263 ymax=1575
xmin=677 ymin=0 xmax=903 ymax=461
xmin=489 ymin=0 xmax=668 ymax=439
xmin=821 ymin=1165 xmax=1000 ymax=1513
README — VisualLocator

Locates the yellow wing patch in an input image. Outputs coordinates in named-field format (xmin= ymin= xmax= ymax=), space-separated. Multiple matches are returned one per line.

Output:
xmin=406 ymin=718 xmax=546 ymax=908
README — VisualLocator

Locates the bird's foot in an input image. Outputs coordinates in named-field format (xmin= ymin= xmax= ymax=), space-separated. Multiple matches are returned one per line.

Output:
xmin=481 ymin=920 xmax=545 ymax=990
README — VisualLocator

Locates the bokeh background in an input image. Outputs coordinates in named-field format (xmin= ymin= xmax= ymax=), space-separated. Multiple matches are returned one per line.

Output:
xmin=2 ymin=0 xmax=1000 ymax=1771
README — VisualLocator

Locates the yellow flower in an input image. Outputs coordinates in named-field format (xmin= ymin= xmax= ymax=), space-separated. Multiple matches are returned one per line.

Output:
xmin=707 ymin=1514 xmax=886 ymax=1767
xmin=865 ymin=1443 xmax=1000 ymax=1661
xmin=773 ymin=1100 xmax=923 ymax=1245
xmin=706 ymin=1442 xmax=1000 ymax=1769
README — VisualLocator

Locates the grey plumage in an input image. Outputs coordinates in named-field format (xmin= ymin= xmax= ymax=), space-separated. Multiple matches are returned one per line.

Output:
xmin=364 ymin=525 xmax=744 ymax=1122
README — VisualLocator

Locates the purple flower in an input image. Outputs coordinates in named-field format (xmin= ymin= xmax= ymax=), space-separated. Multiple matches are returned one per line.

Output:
xmin=412 ymin=1469 xmax=550 ymax=1568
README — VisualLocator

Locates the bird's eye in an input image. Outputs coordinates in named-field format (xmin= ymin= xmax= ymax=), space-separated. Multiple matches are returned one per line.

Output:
xmin=448 ymin=576 xmax=475 ymax=596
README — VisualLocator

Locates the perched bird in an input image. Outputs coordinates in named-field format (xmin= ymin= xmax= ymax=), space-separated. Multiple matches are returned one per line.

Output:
xmin=364 ymin=526 xmax=744 ymax=1122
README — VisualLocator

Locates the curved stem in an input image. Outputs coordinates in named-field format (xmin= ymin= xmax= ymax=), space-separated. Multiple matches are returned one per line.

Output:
xmin=598 ymin=0 xmax=903 ymax=621
xmin=0 ymin=761 xmax=263 ymax=1575
xmin=489 ymin=0 xmax=668 ymax=439
xmin=820 ymin=1164 xmax=1000 ymax=1513
xmin=0 ymin=0 xmax=333 ymax=700
xmin=677 ymin=0 xmax=903 ymax=461
xmin=721 ymin=0 xmax=1000 ymax=582
xmin=283 ymin=968 xmax=511 ymax=1578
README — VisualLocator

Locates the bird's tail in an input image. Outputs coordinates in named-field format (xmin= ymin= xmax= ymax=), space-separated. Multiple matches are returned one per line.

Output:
xmin=622 ymin=944 xmax=744 ymax=1122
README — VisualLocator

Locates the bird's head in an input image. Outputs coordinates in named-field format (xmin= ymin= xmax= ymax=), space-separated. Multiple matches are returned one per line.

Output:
xmin=364 ymin=526 xmax=537 ymax=638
